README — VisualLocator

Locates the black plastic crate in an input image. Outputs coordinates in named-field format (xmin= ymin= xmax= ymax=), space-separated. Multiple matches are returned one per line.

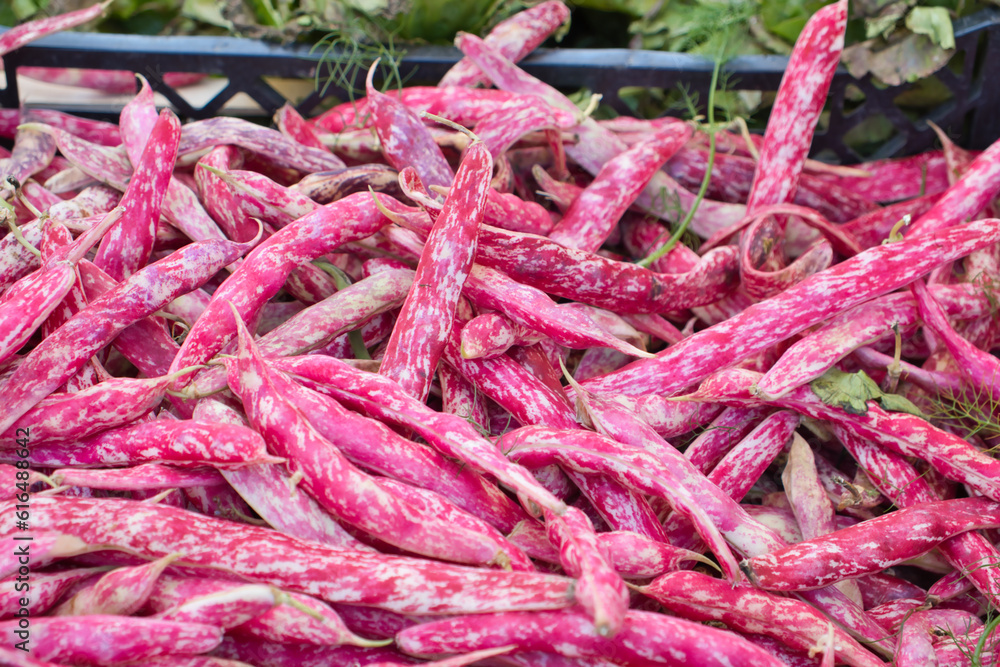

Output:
xmin=2 ymin=7 xmax=999 ymax=163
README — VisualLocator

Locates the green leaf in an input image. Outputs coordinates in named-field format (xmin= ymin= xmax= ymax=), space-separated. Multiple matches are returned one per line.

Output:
xmin=863 ymin=1 xmax=909 ymax=39
xmin=878 ymin=392 xmax=926 ymax=418
xmin=181 ymin=0 xmax=233 ymax=29
xmin=11 ymin=0 xmax=40 ymax=21
xmin=811 ymin=367 xmax=927 ymax=417
xmin=842 ymin=32 xmax=953 ymax=86
xmin=810 ymin=368 xmax=883 ymax=415
xmin=905 ymin=6 xmax=955 ymax=49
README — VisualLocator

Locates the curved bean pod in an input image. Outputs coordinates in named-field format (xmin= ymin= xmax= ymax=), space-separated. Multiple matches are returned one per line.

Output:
xmin=398 ymin=608 xmax=786 ymax=666
xmin=742 ymin=497 xmax=1000 ymax=591
xmin=0 ymin=496 xmax=575 ymax=615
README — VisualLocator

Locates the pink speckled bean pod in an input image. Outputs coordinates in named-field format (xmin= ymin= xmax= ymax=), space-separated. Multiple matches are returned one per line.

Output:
xmin=3 ymin=124 xmax=56 ymax=186
xmin=269 ymin=353 xmax=564 ymax=513
xmin=736 ymin=1 xmax=846 ymax=296
xmin=532 ymin=163 xmax=583 ymax=212
xmin=484 ymin=187 xmax=556 ymax=235
xmin=667 ymin=146 xmax=876 ymax=223
xmin=365 ymin=63 xmax=453 ymax=191
xmin=270 ymin=353 xmax=566 ymax=515
xmin=51 ymin=464 xmax=224 ymax=490
xmin=782 ymin=433 xmax=864 ymax=605
xmin=0 ymin=2 xmax=110 ymax=55
xmin=812 ymin=151 xmax=949 ymax=203
xmin=896 ymin=608 xmax=983 ymax=667
xmin=503 ymin=425 xmax=740 ymax=582
xmin=0 ymin=644 xmax=79 ymax=666
xmin=292 ymin=163 xmax=401 ymax=204
xmin=701 ymin=411 xmax=799 ymax=503
xmin=162 ymin=172 xmax=229 ymax=245
xmin=0 ymin=207 xmax=123 ymax=364
xmin=212 ymin=638 xmax=417 ymax=667
xmin=460 ymin=312 xmax=541 ymax=359
xmin=745 ymin=0 xmax=847 ymax=214
xmin=17 ymin=67 xmax=202 ymax=93
xmin=473 ymin=95 xmax=578 ymax=160
xmin=547 ymin=122 xmax=692 ymax=252
xmin=907 ymin=138 xmax=1000 ymax=236
xmin=463 ymin=265 xmax=652 ymax=358
xmin=168 ymin=191 xmax=391 ymax=383
xmin=274 ymin=103 xmax=328 ymax=151
xmin=682 ymin=406 xmax=769 ymax=474
xmin=193 ymin=395 xmax=372 ymax=551
xmin=276 ymin=374 xmax=527 ymax=535
xmin=177 ymin=117 xmax=344 ymax=173
xmin=443 ymin=323 xmax=576 ymax=429
xmin=0 ymin=567 xmax=104 ymax=620
xmin=51 ymin=553 xmax=178 ymax=616
xmin=700 ymin=202 xmax=863 ymax=258
xmin=439 ymin=1 xmax=570 ymax=87
xmin=439 ymin=361 xmax=491 ymax=425
xmin=544 ymin=506 xmax=628 ymax=637
xmin=20 ymin=108 xmax=121 ymax=147
xmin=400 ymin=164 xmax=556 ymax=238
xmin=368 ymin=646 xmax=515 ymax=667
xmin=2 ymin=373 xmax=181 ymax=445
xmin=232 ymin=589 xmax=389 ymax=647
xmin=220 ymin=460 xmax=373 ymax=551
xmin=912 ymin=278 xmax=1000 ymax=404
xmin=41 ymin=165 xmax=95 ymax=195
xmin=16 ymin=180 xmax=62 ymax=218
xmin=379 ymin=142 xmax=491 ymax=400
xmin=782 ymin=434 xmax=839 ymax=542
xmin=572 ymin=348 xmax=631 ymax=382
xmin=0 ymin=532 xmax=96 ymax=580
xmin=639 ymin=571 xmax=884 ymax=667
xmin=454 ymin=32 xmax=746 ymax=240
xmin=94 ymin=108 xmax=181 ymax=280
xmin=189 ymin=268 xmax=413 ymax=396
xmin=572 ymin=468 xmax=671 ymax=545
xmin=0 ymin=220 xmax=42 ymax=295
xmin=858 ymin=573 xmax=926 ymax=610
xmin=571 ymin=389 xmax=775 ymax=555
xmin=28 ymin=123 xmax=131 ymax=191
xmin=377 ymin=475 xmax=533 ymax=571
xmin=597 ymin=531 xmax=708 ymax=578
xmin=0 ymin=615 xmax=221 ymax=665
xmin=118 ymin=656 xmax=253 ymax=667
xmin=1 ymin=496 xmax=575 ymax=614
xmin=209 ymin=166 xmax=319 ymax=228
xmin=227 ymin=315 xmax=516 ymax=567
xmin=48 ymin=183 xmax=120 ymax=220
xmin=476 ymin=225 xmax=739 ymax=313
xmin=557 ymin=392 xmax=889 ymax=649
xmin=314 ymin=311 xmax=395 ymax=359
xmin=692 ymin=367 xmax=1000 ymax=503
xmin=742 ymin=497 xmax=1000 ymax=591
xmin=31 ymin=419 xmax=274 ymax=469
xmin=755 ymin=282 xmax=988 ymax=399
xmin=0 ymin=235 xmax=253 ymax=434
xmin=580 ymin=217 xmax=1000 ymax=398
xmin=835 ymin=425 xmax=1000 ymax=611
xmin=76 ymin=260 xmax=185 ymax=379
xmin=194 ymin=146 xmax=261 ymax=243
xmin=154 ymin=583 xmax=278 ymax=630
xmin=37 ymin=221 xmax=82 ymax=336
xmin=312 ymin=87 xmax=516 ymax=133
xmin=398 ymin=608 xmax=787 ymax=666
